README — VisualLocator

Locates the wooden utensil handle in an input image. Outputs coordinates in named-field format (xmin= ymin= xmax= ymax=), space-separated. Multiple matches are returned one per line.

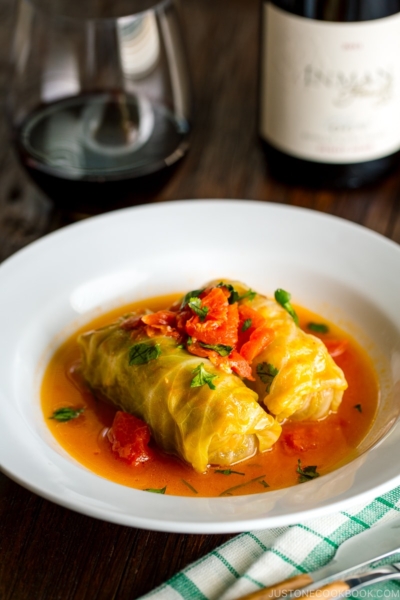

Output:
xmin=233 ymin=576 xmax=352 ymax=600
xmin=232 ymin=574 xmax=314 ymax=599
xmin=303 ymin=581 xmax=350 ymax=598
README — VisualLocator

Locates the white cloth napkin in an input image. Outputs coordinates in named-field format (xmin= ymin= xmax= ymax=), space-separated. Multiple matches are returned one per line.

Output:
xmin=140 ymin=486 xmax=400 ymax=600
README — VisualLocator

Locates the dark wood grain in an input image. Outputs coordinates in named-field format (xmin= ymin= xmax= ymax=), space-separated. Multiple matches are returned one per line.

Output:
xmin=1 ymin=0 xmax=400 ymax=599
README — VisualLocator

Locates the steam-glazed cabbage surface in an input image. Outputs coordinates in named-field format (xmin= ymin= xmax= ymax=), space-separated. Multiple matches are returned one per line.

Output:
xmin=78 ymin=322 xmax=281 ymax=473
xmin=211 ymin=280 xmax=348 ymax=422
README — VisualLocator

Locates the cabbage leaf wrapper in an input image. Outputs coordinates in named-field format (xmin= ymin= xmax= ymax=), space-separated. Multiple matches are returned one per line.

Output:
xmin=78 ymin=321 xmax=281 ymax=473
xmin=210 ymin=280 xmax=348 ymax=423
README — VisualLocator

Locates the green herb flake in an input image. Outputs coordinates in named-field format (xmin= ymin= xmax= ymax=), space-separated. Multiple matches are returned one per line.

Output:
xmin=50 ymin=407 xmax=85 ymax=422
xmin=297 ymin=459 xmax=320 ymax=483
xmin=239 ymin=289 xmax=257 ymax=302
xmin=144 ymin=486 xmax=167 ymax=494
xmin=128 ymin=342 xmax=161 ymax=365
xmin=199 ymin=342 xmax=233 ymax=357
xmin=188 ymin=297 xmax=209 ymax=322
xmin=217 ymin=282 xmax=240 ymax=304
xmin=214 ymin=469 xmax=245 ymax=476
xmin=274 ymin=288 xmax=299 ymax=325
xmin=216 ymin=283 xmax=257 ymax=304
xmin=258 ymin=480 xmax=270 ymax=488
xmin=307 ymin=322 xmax=329 ymax=334
xmin=190 ymin=363 xmax=218 ymax=390
xmin=181 ymin=480 xmax=198 ymax=494
xmin=219 ymin=475 xmax=267 ymax=496
xmin=241 ymin=318 xmax=252 ymax=332
xmin=256 ymin=362 xmax=279 ymax=393
xmin=180 ymin=289 xmax=204 ymax=309
xmin=354 ymin=404 xmax=363 ymax=413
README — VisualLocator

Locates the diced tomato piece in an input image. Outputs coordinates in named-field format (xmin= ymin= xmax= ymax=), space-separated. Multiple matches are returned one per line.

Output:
xmin=282 ymin=426 xmax=318 ymax=453
xmin=185 ymin=341 xmax=230 ymax=373
xmin=238 ymin=304 xmax=266 ymax=330
xmin=175 ymin=306 xmax=192 ymax=334
xmin=240 ymin=322 xmax=274 ymax=363
xmin=324 ymin=339 xmax=348 ymax=358
xmin=207 ymin=284 xmax=231 ymax=300
xmin=186 ymin=302 xmax=239 ymax=346
xmin=107 ymin=411 xmax=152 ymax=465
xmin=141 ymin=310 xmax=179 ymax=339
xmin=184 ymin=287 xmax=230 ymax=342
xmin=228 ymin=350 xmax=254 ymax=380
xmin=142 ymin=310 xmax=177 ymax=327
xmin=120 ymin=315 xmax=143 ymax=330
xmin=238 ymin=304 xmax=269 ymax=347
xmin=200 ymin=287 xmax=229 ymax=321
xmin=186 ymin=340 xmax=215 ymax=359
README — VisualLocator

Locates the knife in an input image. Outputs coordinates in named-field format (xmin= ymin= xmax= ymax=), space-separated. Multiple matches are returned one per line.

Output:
xmin=234 ymin=517 xmax=400 ymax=600
xmin=298 ymin=516 xmax=400 ymax=588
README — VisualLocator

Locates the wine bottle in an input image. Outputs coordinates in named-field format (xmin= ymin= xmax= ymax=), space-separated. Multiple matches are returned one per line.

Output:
xmin=259 ymin=0 xmax=400 ymax=188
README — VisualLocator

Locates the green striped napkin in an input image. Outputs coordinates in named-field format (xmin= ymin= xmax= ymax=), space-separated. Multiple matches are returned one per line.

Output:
xmin=141 ymin=487 xmax=400 ymax=600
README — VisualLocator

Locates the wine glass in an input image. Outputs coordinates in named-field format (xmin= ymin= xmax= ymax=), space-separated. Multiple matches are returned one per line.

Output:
xmin=7 ymin=0 xmax=192 ymax=211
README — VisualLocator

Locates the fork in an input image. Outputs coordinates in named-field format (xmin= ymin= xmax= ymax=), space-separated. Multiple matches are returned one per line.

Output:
xmin=297 ymin=562 xmax=400 ymax=598
xmin=234 ymin=563 xmax=400 ymax=599
xmin=339 ymin=563 xmax=400 ymax=592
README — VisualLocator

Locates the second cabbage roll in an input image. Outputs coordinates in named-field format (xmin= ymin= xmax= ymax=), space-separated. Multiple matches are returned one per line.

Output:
xmin=78 ymin=320 xmax=281 ymax=473
xmin=212 ymin=279 xmax=348 ymax=422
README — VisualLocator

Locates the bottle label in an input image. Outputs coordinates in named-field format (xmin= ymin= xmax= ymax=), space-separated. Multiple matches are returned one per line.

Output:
xmin=260 ymin=3 xmax=400 ymax=163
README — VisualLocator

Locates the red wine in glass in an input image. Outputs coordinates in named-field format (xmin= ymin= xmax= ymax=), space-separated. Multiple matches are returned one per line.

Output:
xmin=8 ymin=0 xmax=192 ymax=211
xmin=13 ymin=92 xmax=190 ymax=210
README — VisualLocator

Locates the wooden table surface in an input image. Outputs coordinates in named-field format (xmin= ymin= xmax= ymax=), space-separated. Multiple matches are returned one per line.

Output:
xmin=1 ymin=1 xmax=400 ymax=599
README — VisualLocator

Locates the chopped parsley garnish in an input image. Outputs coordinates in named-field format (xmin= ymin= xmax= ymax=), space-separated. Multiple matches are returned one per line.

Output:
xmin=258 ymin=480 xmax=270 ymax=488
xmin=144 ymin=486 xmax=167 ymax=494
xmin=199 ymin=342 xmax=233 ymax=357
xmin=354 ymin=404 xmax=362 ymax=413
xmin=181 ymin=480 xmax=198 ymax=494
xmin=128 ymin=342 xmax=161 ymax=365
xmin=214 ymin=469 xmax=245 ymax=476
xmin=216 ymin=283 xmax=257 ymax=304
xmin=241 ymin=318 xmax=252 ymax=332
xmin=219 ymin=475 xmax=267 ymax=496
xmin=50 ymin=407 xmax=85 ymax=422
xmin=307 ymin=322 xmax=329 ymax=334
xmin=188 ymin=297 xmax=209 ymax=322
xmin=297 ymin=459 xmax=320 ymax=483
xmin=239 ymin=289 xmax=257 ymax=302
xmin=217 ymin=282 xmax=240 ymax=304
xmin=190 ymin=363 xmax=218 ymax=390
xmin=274 ymin=289 xmax=299 ymax=325
xmin=256 ymin=362 xmax=279 ymax=393
xmin=180 ymin=289 xmax=204 ymax=309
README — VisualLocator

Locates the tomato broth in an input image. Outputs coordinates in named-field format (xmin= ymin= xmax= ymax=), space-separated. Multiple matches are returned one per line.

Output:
xmin=41 ymin=293 xmax=379 ymax=497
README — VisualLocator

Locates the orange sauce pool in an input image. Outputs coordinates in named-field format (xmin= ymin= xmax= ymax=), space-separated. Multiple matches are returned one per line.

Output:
xmin=41 ymin=293 xmax=379 ymax=497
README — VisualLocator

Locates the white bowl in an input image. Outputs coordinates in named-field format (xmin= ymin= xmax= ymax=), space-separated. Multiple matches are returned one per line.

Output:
xmin=1 ymin=199 xmax=400 ymax=533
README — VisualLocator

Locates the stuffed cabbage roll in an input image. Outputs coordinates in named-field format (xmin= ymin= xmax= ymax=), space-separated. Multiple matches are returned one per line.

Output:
xmin=209 ymin=279 xmax=348 ymax=422
xmin=78 ymin=320 xmax=281 ymax=473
